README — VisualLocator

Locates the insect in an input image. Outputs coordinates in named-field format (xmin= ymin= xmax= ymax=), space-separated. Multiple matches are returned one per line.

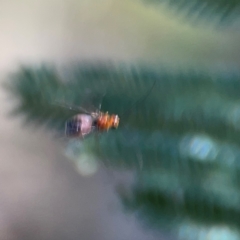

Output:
xmin=53 ymin=91 xmax=119 ymax=139
xmin=55 ymin=79 xmax=156 ymax=139
xmin=65 ymin=110 xmax=119 ymax=138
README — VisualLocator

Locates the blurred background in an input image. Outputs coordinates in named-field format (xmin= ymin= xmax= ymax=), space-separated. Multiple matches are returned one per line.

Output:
xmin=1 ymin=0 xmax=240 ymax=239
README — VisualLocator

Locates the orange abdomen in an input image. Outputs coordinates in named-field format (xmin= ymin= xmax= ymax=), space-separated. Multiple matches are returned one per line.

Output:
xmin=97 ymin=113 xmax=117 ymax=131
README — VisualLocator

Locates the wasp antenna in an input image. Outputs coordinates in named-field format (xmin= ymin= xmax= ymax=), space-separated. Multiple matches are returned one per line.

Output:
xmin=98 ymin=92 xmax=106 ymax=111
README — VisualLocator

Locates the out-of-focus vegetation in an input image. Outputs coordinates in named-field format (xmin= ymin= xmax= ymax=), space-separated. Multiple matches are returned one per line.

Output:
xmin=4 ymin=0 xmax=240 ymax=240
xmin=5 ymin=63 xmax=240 ymax=239
xmin=140 ymin=0 xmax=240 ymax=26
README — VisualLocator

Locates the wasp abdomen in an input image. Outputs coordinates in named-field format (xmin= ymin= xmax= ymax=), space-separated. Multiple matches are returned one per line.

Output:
xmin=65 ymin=114 xmax=93 ymax=137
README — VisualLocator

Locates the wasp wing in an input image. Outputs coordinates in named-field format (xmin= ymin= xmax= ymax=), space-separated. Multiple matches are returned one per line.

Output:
xmin=52 ymin=101 xmax=91 ymax=114
xmin=80 ymin=89 xmax=106 ymax=113
xmin=52 ymin=89 xmax=105 ymax=114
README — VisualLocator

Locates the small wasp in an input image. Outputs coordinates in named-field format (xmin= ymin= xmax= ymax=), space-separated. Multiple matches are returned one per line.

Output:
xmin=53 ymin=91 xmax=120 ymax=139
xmin=56 ymin=79 xmax=156 ymax=139
xmin=65 ymin=110 xmax=119 ymax=138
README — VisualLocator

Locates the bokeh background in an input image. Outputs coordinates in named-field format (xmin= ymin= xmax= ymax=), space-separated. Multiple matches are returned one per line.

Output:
xmin=1 ymin=0 xmax=240 ymax=239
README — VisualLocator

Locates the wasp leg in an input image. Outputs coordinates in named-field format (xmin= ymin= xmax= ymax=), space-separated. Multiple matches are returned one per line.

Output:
xmin=93 ymin=132 xmax=116 ymax=182
xmin=136 ymin=149 xmax=143 ymax=171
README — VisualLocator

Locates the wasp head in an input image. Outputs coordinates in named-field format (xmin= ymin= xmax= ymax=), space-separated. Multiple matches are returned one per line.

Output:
xmin=112 ymin=115 xmax=120 ymax=129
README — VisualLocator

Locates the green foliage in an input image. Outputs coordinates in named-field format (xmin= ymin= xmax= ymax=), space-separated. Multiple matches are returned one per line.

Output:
xmin=142 ymin=0 xmax=240 ymax=26
xmin=5 ymin=63 xmax=240 ymax=239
